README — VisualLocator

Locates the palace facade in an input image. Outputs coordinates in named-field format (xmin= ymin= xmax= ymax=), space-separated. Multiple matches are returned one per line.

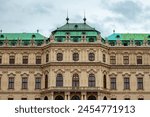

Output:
xmin=0 ymin=19 xmax=150 ymax=100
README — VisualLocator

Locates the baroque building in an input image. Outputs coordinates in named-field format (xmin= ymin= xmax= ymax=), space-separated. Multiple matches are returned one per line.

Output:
xmin=0 ymin=18 xmax=150 ymax=100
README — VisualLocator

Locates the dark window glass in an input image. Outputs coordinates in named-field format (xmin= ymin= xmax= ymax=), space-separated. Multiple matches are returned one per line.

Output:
xmin=73 ymin=53 xmax=79 ymax=61
xmin=45 ymin=75 xmax=48 ymax=89
xmin=111 ymin=98 xmax=116 ymax=100
xmin=0 ymin=56 xmax=2 ymax=64
xmin=110 ymin=56 xmax=116 ymax=64
xmin=103 ymin=75 xmax=107 ymax=89
xmin=22 ymin=77 xmax=28 ymax=89
xmin=23 ymin=56 xmax=28 ymax=64
xmin=9 ymin=56 xmax=15 ymax=64
xmin=46 ymin=54 xmax=49 ymax=63
xmin=88 ymin=53 xmax=95 ymax=61
xmin=56 ymin=74 xmax=63 ymax=87
xmin=88 ymin=74 xmax=95 ymax=87
xmin=72 ymin=74 xmax=79 ymax=87
xmin=89 ymin=38 xmax=94 ymax=42
xmin=8 ymin=98 xmax=14 ymax=100
xmin=137 ymin=56 xmax=142 ymax=64
xmin=103 ymin=54 xmax=106 ymax=62
xmin=8 ymin=77 xmax=14 ymax=89
xmin=21 ymin=98 xmax=27 ymax=100
xmin=35 ymin=77 xmax=41 ymax=89
xmin=57 ymin=53 xmax=63 ymax=61
xmin=137 ymin=78 xmax=143 ymax=90
xmin=35 ymin=98 xmax=41 ymax=100
xmin=123 ymin=56 xmax=129 ymax=65
xmin=124 ymin=98 xmax=130 ymax=100
xmin=110 ymin=78 xmax=116 ymax=90
xmin=36 ymin=56 xmax=41 ymax=64
xmin=138 ymin=98 xmax=144 ymax=100
xmin=124 ymin=77 xmax=130 ymax=90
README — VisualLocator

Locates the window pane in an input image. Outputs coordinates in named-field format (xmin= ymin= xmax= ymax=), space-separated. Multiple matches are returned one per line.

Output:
xmin=72 ymin=74 xmax=79 ymax=87
xmin=137 ymin=78 xmax=143 ymax=90
xmin=23 ymin=56 xmax=28 ymax=64
xmin=35 ymin=77 xmax=41 ymax=89
xmin=88 ymin=74 xmax=95 ymax=87
xmin=36 ymin=56 xmax=41 ymax=64
xmin=123 ymin=56 xmax=129 ymax=64
xmin=110 ymin=56 xmax=116 ymax=64
xmin=56 ymin=74 xmax=63 ymax=87
xmin=137 ymin=56 xmax=142 ymax=64
xmin=124 ymin=77 xmax=130 ymax=89
xmin=8 ymin=77 xmax=14 ymax=89
xmin=57 ymin=53 xmax=63 ymax=61
xmin=22 ymin=77 xmax=28 ymax=89
xmin=110 ymin=78 xmax=116 ymax=90
xmin=73 ymin=53 xmax=79 ymax=61
xmin=89 ymin=53 xmax=95 ymax=61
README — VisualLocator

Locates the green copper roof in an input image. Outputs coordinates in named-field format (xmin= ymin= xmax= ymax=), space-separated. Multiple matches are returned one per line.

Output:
xmin=0 ymin=33 xmax=46 ymax=40
xmin=108 ymin=33 xmax=150 ymax=40
xmin=54 ymin=23 xmax=98 ymax=31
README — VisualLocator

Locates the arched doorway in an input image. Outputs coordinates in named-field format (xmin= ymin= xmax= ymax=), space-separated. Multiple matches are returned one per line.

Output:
xmin=44 ymin=96 xmax=48 ymax=100
xmin=88 ymin=95 xmax=96 ymax=100
xmin=55 ymin=95 xmax=64 ymax=100
xmin=71 ymin=95 xmax=80 ymax=100
xmin=103 ymin=96 xmax=107 ymax=100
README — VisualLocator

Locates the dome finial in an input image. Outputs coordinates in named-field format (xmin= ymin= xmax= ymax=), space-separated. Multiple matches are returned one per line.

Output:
xmin=83 ymin=10 xmax=86 ymax=24
xmin=66 ymin=9 xmax=69 ymax=24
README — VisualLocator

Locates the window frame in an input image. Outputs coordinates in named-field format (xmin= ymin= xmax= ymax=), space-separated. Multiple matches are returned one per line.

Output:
xmin=110 ymin=77 xmax=116 ymax=90
xmin=8 ymin=77 xmax=14 ymax=89
xmin=56 ymin=74 xmax=63 ymax=87
xmin=73 ymin=53 xmax=79 ymax=61
xmin=88 ymin=74 xmax=95 ymax=87
xmin=57 ymin=53 xmax=63 ymax=61
xmin=72 ymin=74 xmax=79 ymax=87
xmin=124 ymin=77 xmax=130 ymax=90
xmin=35 ymin=77 xmax=41 ymax=89
xmin=88 ymin=53 xmax=95 ymax=61
xmin=22 ymin=77 xmax=28 ymax=89
xmin=110 ymin=56 xmax=116 ymax=64
xmin=23 ymin=56 xmax=28 ymax=64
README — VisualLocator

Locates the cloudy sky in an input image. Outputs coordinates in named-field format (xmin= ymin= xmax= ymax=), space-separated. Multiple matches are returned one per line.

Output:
xmin=0 ymin=0 xmax=150 ymax=37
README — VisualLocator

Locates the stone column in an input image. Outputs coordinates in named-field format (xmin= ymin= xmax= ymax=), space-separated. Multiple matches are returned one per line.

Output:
xmin=50 ymin=92 xmax=54 ymax=100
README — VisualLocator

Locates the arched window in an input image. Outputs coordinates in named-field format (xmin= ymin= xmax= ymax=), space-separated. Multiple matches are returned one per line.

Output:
xmin=103 ymin=54 xmax=106 ymax=62
xmin=44 ymin=96 xmax=48 ymax=100
xmin=55 ymin=95 xmax=64 ymax=100
xmin=88 ymin=74 xmax=95 ymax=87
xmin=88 ymin=53 xmax=95 ymax=61
xmin=57 ymin=53 xmax=63 ymax=61
xmin=72 ymin=74 xmax=79 ymax=87
xmin=103 ymin=75 xmax=107 ymax=89
xmin=73 ymin=53 xmax=79 ymax=61
xmin=45 ymin=75 xmax=48 ymax=89
xmin=56 ymin=74 xmax=63 ymax=87
xmin=103 ymin=96 xmax=107 ymax=100
xmin=88 ymin=95 xmax=97 ymax=100
xmin=71 ymin=95 xmax=80 ymax=100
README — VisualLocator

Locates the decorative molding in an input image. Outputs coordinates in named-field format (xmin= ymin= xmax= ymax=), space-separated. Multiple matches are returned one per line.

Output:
xmin=34 ymin=73 xmax=42 ymax=77
xmin=8 ymin=73 xmax=16 ymax=77
xmin=21 ymin=73 xmax=29 ymax=77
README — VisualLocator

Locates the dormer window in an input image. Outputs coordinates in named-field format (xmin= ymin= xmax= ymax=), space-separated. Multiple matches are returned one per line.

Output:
xmin=57 ymin=38 xmax=62 ymax=42
xmin=89 ymin=38 xmax=94 ymax=42
xmin=32 ymin=34 xmax=36 ymax=38
xmin=0 ymin=35 xmax=4 ymax=38
xmin=116 ymin=35 xmax=120 ymax=38
xmin=74 ymin=24 xmax=78 ymax=28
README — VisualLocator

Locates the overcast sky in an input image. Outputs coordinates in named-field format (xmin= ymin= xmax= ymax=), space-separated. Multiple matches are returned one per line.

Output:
xmin=0 ymin=0 xmax=150 ymax=37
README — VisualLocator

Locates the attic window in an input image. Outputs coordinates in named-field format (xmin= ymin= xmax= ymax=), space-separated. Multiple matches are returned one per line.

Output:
xmin=0 ymin=35 xmax=4 ymax=38
xmin=74 ymin=24 xmax=78 ymax=28
xmin=116 ymin=35 xmax=120 ymax=38
xmin=32 ymin=34 xmax=36 ymax=38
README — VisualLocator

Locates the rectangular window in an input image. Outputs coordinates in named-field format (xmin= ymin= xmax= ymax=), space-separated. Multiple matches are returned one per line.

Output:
xmin=36 ymin=56 xmax=41 ymax=64
xmin=124 ymin=98 xmax=130 ymax=100
xmin=46 ymin=54 xmax=49 ymax=63
xmin=22 ymin=77 xmax=28 ymax=89
xmin=8 ymin=77 xmax=14 ymax=89
xmin=110 ymin=56 xmax=116 ymax=64
xmin=137 ymin=56 xmax=142 ymax=64
xmin=137 ymin=78 xmax=143 ymax=90
xmin=35 ymin=77 xmax=41 ymax=89
xmin=0 ymin=56 xmax=2 ymax=64
xmin=103 ymin=54 xmax=106 ymax=62
xmin=35 ymin=98 xmax=41 ymax=100
xmin=110 ymin=78 xmax=116 ymax=90
xmin=124 ymin=77 xmax=130 ymax=90
xmin=21 ymin=98 xmax=27 ymax=100
xmin=111 ymin=98 xmax=116 ymax=100
xmin=23 ymin=56 xmax=28 ymax=64
xmin=8 ymin=98 xmax=14 ymax=100
xmin=123 ymin=56 xmax=129 ymax=64
xmin=9 ymin=56 xmax=15 ymax=64
xmin=138 ymin=98 xmax=144 ymax=100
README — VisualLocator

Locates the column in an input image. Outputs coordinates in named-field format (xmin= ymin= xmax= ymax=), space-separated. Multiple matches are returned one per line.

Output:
xmin=50 ymin=92 xmax=54 ymax=100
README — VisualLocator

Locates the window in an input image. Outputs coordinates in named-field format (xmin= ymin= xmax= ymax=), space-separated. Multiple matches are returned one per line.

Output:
xmin=0 ymin=56 xmax=2 ymax=64
xmin=8 ymin=98 xmax=14 ymax=100
xmin=137 ymin=56 xmax=142 ymax=64
xmin=73 ymin=38 xmax=79 ymax=42
xmin=89 ymin=38 xmax=94 ymax=42
xmin=103 ymin=75 xmax=107 ymax=89
xmin=36 ymin=56 xmax=41 ymax=64
xmin=88 ymin=53 xmax=95 ymax=61
xmin=73 ymin=53 xmax=79 ymax=61
xmin=72 ymin=74 xmax=79 ymax=87
xmin=110 ymin=78 xmax=116 ymax=90
xmin=22 ymin=77 xmax=28 ymax=89
xmin=137 ymin=78 xmax=143 ymax=90
xmin=8 ymin=77 xmax=14 ymax=89
xmin=56 ymin=74 xmax=63 ymax=87
xmin=123 ymin=56 xmax=129 ymax=65
xmin=45 ymin=75 xmax=48 ymax=89
xmin=88 ymin=74 xmax=95 ymax=87
xmin=124 ymin=77 xmax=130 ymax=90
xmin=23 ymin=56 xmax=28 ymax=64
xmin=103 ymin=54 xmax=106 ymax=62
xmin=110 ymin=56 xmax=116 ymax=64
xmin=35 ymin=77 xmax=41 ymax=89
xmin=9 ymin=56 xmax=15 ymax=64
xmin=57 ymin=53 xmax=63 ymax=61
xmin=46 ymin=54 xmax=49 ymax=63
